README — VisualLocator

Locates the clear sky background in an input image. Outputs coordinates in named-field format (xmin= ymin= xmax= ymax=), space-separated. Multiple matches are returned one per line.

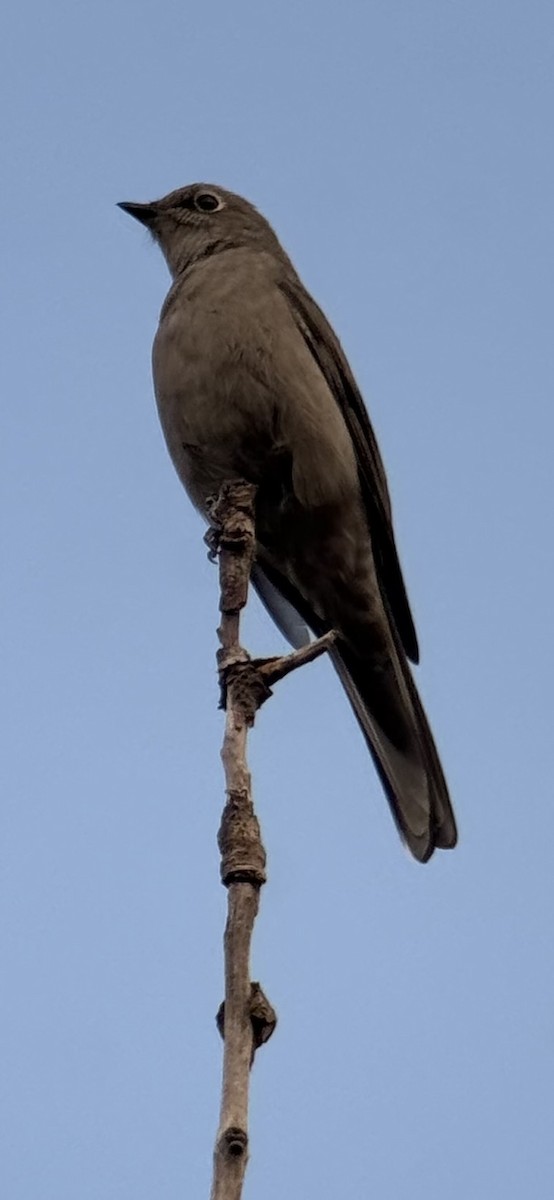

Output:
xmin=2 ymin=2 xmax=553 ymax=1197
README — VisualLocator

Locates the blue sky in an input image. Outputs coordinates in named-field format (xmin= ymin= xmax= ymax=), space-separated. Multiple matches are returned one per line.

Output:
xmin=2 ymin=1 xmax=553 ymax=1196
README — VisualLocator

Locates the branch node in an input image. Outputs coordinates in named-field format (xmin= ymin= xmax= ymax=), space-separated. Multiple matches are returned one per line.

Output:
xmin=249 ymin=981 xmax=278 ymax=1050
xmin=216 ymin=982 xmax=277 ymax=1057
xmin=218 ymin=657 xmax=272 ymax=720
xmin=218 ymin=792 xmax=267 ymax=887
xmin=220 ymin=1127 xmax=248 ymax=1159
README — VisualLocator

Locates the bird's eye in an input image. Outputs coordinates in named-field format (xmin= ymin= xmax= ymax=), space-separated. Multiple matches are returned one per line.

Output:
xmin=194 ymin=191 xmax=222 ymax=213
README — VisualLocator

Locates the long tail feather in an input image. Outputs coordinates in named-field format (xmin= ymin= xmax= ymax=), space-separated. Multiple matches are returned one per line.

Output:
xmin=330 ymin=637 xmax=457 ymax=862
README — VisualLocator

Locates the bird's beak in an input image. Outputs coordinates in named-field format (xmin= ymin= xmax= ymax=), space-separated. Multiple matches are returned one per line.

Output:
xmin=117 ymin=200 xmax=157 ymax=227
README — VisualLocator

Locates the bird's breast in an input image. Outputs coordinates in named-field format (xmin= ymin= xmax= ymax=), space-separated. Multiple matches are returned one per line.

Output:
xmin=152 ymin=296 xmax=284 ymax=513
xmin=151 ymin=255 xmax=361 ymax=518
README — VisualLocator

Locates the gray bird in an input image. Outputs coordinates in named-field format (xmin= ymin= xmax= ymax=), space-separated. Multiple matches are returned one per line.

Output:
xmin=119 ymin=183 xmax=457 ymax=862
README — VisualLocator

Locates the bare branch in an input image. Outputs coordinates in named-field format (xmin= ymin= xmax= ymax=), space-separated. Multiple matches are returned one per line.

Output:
xmin=208 ymin=480 xmax=335 ymax=1200
xmin=256 ymin=629 xmax=337 ymax=688
xmin=210 ymin=482 xmax=271 ymax=1200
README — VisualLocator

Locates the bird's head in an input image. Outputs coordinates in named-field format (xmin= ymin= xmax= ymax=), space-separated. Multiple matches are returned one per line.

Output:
xmin=118 ymin=183 xmax=286 ymax=278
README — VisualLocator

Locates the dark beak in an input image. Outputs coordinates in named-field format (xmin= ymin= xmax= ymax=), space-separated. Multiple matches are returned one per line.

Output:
xmin=117 ymin=201 xmax=157 ymax=227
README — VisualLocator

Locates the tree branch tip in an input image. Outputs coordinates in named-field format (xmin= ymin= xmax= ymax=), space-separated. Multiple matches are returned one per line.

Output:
xmin=206 ymin=480 xmax=257 ymax=577
xmin=206 ymin=480 xmax=257 ymax=528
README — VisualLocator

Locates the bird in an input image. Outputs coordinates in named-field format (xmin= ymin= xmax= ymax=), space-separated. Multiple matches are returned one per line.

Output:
xmin=118 ymin=183 xmax=457 ymax=862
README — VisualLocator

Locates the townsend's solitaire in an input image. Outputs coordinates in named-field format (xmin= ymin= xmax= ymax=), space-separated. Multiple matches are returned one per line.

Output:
xmin=119 ymin=183 xmax=457 ymax=862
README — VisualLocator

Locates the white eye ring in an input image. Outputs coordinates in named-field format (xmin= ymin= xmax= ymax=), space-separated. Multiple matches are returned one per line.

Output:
xmin=194 ymin=191 xmax=223 ymax=213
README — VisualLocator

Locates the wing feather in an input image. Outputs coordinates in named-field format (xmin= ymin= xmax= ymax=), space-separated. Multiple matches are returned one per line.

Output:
xmin=279 ymin=275 xmax=420 ymax=664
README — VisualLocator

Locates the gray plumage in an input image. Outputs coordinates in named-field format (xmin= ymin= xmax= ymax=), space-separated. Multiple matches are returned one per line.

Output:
xmin=119 ymin=183 xmax=457 ymax=862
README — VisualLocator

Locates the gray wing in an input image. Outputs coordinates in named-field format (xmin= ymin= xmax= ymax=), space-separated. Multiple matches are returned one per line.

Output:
xmin=279 ymin=274 xmax=420 ymax=664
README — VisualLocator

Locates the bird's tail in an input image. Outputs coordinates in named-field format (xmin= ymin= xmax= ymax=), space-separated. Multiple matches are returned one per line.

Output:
xmin=330 ymin=633 xmax=457 ymax=862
